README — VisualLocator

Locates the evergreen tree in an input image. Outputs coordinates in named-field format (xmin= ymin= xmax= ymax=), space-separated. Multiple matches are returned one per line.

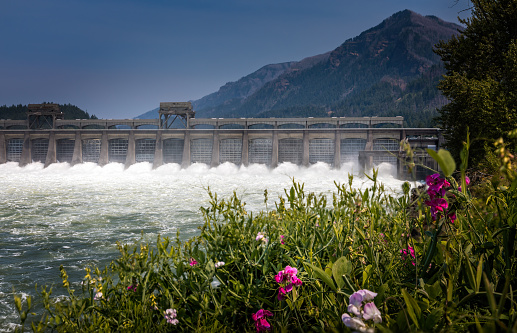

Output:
xmin=435 ymin=0 xmax=517 ymax=167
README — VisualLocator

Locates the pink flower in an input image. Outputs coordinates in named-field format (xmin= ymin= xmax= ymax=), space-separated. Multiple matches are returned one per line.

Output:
xmin=280 ymin=235 xmax=285 ymax=245
xmin=252 ymin=309 xmax=273 ymax=332
xmin=164 ymin=308 xmax=179 ymax=325
xmin=400 ymin=246 xmax=416 ymax=266
xmin=127 ymin=284 xmax=138 ymax=292
xmin=189 ymin=258 xmax=198 ymax=266
xmin=275 ymin=265 xmax=302 ymax=301
xmin=425 ymin=198 xmax=449 ymax=220
xmin=458 ymin=176 xmax=470 ymax=191
xmin=277 ymin=287 xmax=287 ymax=301
xmin=426 ymin=173 xmax=450 ymax=199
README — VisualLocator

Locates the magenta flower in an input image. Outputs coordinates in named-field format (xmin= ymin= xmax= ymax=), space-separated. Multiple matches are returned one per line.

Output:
xmin=458 ymin=176 xmax=471 ymax=192
xmin=425 ymin=198 xmax=449 ymax=220
xmin=426 ymin=173 xmax=450 ymax=199
xmin=252 ymin=309 xmax=273 ymax=332
xmin=275 ymin=265 xmax=302 ymax=301
xmin=400 ymin=246 xmax=416 ymax=266
xmin=280 ymin=235 xmax=285 ymax=245
xmin=127 ymin=284 xmax=138 ymax=292
xmin=189 ymin=258 xmax=198 ymax=266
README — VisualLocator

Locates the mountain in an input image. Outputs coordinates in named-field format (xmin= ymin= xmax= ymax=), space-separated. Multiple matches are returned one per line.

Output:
xmin=137 ymin=10 xmax=461 ymax=127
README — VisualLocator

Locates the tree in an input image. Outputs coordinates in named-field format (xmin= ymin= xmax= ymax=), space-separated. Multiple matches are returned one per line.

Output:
xmin=435 ymin=0 xmax=517 ymax=167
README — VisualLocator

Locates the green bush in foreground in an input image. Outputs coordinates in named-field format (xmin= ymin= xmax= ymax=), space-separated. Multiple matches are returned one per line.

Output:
xmin=14 ymin=136 xmax=517 ymax=332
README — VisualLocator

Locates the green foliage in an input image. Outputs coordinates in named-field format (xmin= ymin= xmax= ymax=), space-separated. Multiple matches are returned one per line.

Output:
xmin=14 ymin=175 xmax=517 ymax=331
xmin=435 ymin=0 xmax=517 ymax=167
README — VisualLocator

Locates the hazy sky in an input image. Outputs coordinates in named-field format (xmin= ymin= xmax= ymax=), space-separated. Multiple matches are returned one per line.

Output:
xmin=0 ymin=0 xmax=471 ymax=119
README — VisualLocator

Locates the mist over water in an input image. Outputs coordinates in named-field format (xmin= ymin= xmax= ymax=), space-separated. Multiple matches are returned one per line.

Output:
xmin=0 ymin=161 xmax=406 ymax=329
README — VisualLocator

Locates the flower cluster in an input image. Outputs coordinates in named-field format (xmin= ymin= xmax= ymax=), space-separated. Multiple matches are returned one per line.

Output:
xmin=424 ymin=173 xmax=455 ymax=222
xmin=214 ymin=261 xmax=225 ymax=268
xmin=400 ymin=245 xmax=415 ymax=266
xmin=275 ymin=265 xmax=302 ymax=300
xmin=342 ymin=289 xmax=381 ymax=332
xmin=164 ymin=308 xmax=179 ymax=325
xmin=252 ymin=309 xmax=273 ymax=332
xmin=189 ymin=258 xmax=198 ymax=266
xmin=280 ymin=235 xmax=285 ymax=245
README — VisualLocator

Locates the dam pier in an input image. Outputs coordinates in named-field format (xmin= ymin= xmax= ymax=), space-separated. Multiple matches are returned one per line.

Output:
xmin=0 ymin=103 xmax=441 ymax=178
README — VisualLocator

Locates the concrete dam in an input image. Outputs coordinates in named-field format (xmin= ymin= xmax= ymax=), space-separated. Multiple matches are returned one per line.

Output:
xmin=0 ymin=103 xmax=441 ymax=178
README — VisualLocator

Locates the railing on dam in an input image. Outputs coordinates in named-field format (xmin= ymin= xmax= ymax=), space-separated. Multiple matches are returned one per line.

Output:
xmin=0 ymin=116 xmax=442 ymax=179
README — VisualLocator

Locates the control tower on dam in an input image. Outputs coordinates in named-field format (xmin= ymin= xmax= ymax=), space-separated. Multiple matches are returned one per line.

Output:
xmin=0 ymin=103 xmax=442 ymax=178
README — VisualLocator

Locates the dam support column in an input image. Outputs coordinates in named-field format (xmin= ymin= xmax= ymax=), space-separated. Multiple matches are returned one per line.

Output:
xmin=211 ymin=132 xmax=220 ymax=168
xmin=153 ymin=131 xmax=163 ymax=169
xmin=71 ymin=132 xmax=82 ymax=166
xmin=44 ymin=131 xmax=57 ymax=168
xmin=271 ymin=131 xmax=278 ymax=168
xmin=19 ymin=132 xmax=31 ymax=167
xmin=0 ymin=133 xmax=6 ymax=164
xmin=334 ymin=130 xmax=341 ymax=168
xmin=98 ymin=131 xmax=109 ymax=166
xmin=366 ymin=128 xmax=373 ymax=170
xmin=302 ymin=130 xmax=309 ymax=167
xmin=241 ymin=131 xmax=248 ymax=167
xmin=125 ymin=131 xmax=136 ymax=169
xmin=181 ymin=131 xmax=191 ymax=168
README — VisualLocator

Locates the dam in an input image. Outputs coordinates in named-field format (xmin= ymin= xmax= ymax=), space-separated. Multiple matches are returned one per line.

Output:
xmin=0 ymin=103 xmax=441 ymax=178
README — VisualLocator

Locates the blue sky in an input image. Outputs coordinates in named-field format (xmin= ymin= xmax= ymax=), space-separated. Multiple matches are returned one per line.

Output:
xmin=0 ymin=0 xmax=471 ymax=119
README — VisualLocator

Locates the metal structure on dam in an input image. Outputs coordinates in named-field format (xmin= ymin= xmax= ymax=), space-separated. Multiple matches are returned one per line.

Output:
xmin=0 ymin=103 xmax=441 ymax=178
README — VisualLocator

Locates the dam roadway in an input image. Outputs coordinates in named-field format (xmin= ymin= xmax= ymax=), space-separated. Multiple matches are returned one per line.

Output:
xmin=0 ymin=116 xmax=441 ymax=178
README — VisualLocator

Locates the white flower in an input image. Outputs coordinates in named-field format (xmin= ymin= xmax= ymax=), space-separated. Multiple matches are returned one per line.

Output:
xmin=214 ymin=261 xmax=225 ymax=268
xmin=342 ymin=313 xmax=367 ymax=330
xmin=94 ymin=292 xmax=103 ymax=300
xmin=362 ymin=302 xmax=382 ymax=323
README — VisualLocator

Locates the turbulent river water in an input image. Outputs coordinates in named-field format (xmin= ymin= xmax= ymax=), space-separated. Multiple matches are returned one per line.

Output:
xmin=0 ymin=160 xmax=408 ymax=330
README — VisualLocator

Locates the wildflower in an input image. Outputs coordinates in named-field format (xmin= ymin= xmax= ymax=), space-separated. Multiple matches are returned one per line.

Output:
xmin=280 ymin=235 xmax=285 ymax=245
xmin=400 ymin=246 xmax=416 ymax=266
xmin=425 ymin=198 xmax=448 ymax=221
xmin=256 ymin=232 xmax=268 ymax=243
xmin=341 ymin=313 xmax=367 ymax=331
xmin=275 ymin=265 xmax=302 ymax=301
xmin=426 ymin=173 xmax=450 ymax=199
xmin=94 ymin=291 xmax=103 ymax=300
xmin=363 ymin=302 xmax=382 ymax=323
xmin=252 ymin=309 xmax=273 ymax=332
xmin=458 ymin=176 xmax=470 ymax=192
xmin=189 ymin=258 xmax=198 ymax=266
xmin=214 ymin=261 xmax=225 ymax=268
xmin=342 ymin=289 xmax=380 ymax=331
xmin=164 ymin=308 xmax=179 ymax=325
xmin=127 ymin=284 xmax=138 ymax=292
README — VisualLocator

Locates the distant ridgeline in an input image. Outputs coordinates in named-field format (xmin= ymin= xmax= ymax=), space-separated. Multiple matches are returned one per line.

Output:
xmin=0 ymin=104 xmax=97 ymax=120
xmin=185 ymin=10 xmax=460 ymax=128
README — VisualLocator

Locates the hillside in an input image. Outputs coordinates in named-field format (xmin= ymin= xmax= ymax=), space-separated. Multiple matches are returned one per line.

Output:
xmin=0 ymin=103 xmax=96 ymax=120
xmin=186 ymin=10 xmax=461 ymax=127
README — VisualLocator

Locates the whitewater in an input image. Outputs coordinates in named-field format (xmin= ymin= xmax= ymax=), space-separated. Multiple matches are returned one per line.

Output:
xmin=0 ymin=160 xmax=407 ymax=330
